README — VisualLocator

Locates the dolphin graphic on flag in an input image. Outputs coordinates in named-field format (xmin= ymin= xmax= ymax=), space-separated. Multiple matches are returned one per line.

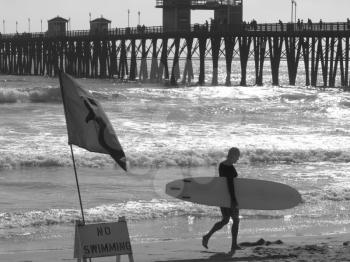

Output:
xmin=59 ymin=71 xmax=127 ymax=171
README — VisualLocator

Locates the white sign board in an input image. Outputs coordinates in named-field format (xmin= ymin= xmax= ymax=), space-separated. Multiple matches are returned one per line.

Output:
xmin=74 ymin=220 xmax=132 ymax=258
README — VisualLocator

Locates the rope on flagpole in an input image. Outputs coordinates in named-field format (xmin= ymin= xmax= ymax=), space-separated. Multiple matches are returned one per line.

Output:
xmin=70 ymin=144 xmax=86 ymax=224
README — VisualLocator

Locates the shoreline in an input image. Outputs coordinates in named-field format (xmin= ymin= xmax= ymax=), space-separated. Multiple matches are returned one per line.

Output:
xmin=1 ymin=233 xmax=349 ymax=261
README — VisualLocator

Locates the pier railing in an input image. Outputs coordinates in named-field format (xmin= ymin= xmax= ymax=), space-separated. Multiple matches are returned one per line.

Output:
xmin=1 ymin=22 xmax=350 ymax=40
xmin=156 ymin=0 xmax=242 ymax=8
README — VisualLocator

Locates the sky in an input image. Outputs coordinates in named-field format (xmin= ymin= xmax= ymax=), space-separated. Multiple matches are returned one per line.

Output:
xmin=1 ymin=0 xmax=350 ymax=33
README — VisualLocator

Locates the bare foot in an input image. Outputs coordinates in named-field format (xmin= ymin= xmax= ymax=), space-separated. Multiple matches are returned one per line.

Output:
xmin=202 ymin=235 xmax=209 ymax=249
xmin=231 ymin=245 xmax=242 ymax=251
xmin=227 ymin=250 xmax=236 ymax=257
xmin=227 ymin=245 xmax=242 ymax=256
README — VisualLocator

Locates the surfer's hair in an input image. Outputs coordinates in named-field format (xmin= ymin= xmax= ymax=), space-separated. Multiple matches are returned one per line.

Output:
xmin=228 ymin=147 xmax=240 ymax=157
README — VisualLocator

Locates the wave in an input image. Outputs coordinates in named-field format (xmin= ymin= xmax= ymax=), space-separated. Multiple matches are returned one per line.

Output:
xmin=0 ymin=87 xmax=126 ymax=104
xmin=0 ymin=89 xmax=27 ymax=103
xmin=0 ymin=200 xmax=214 ymax=229
xmin=1 ymin=196 xmax=348 ymax=231
xmin=0 ymin=199 xmax=311 ymax=230
xmin=301 ymin=188 xmax=350 ymax=203
xmin=1 ymin=148 xmax=350 ymax=170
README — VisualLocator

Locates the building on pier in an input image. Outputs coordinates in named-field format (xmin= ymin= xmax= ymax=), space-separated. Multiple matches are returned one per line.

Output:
xmin=90 ymin=17 xmax=111 ymax=34
xmin=47 ymin=16 xmax=68 ymax=36
xmin=156 ymin=0 xmax=243 ymax=32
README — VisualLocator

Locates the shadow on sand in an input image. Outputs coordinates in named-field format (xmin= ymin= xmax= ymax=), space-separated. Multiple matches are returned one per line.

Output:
xmin=155 ymin=251 xmax=295 ymax=262
xmin=155 ymin=239 xmax=292 ymax=262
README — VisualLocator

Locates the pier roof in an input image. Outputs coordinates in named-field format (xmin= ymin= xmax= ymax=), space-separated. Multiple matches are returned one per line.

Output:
xmin=48 ymin=16 xmax=68 ymax=23
xmin=90 ymin=17 xmax=111 ymax=24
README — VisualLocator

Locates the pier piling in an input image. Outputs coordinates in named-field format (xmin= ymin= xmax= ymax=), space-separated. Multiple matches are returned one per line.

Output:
xmin=1 ymin=22 xmax=350 ymax=88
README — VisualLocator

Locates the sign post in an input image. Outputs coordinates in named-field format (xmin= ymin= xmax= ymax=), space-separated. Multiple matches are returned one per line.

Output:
xmin=74 ymin=217 xmax=134 ymax=261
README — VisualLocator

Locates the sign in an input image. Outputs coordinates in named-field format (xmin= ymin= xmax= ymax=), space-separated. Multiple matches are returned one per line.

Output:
xmin=74 ymin=219 xmax=132 ymax=259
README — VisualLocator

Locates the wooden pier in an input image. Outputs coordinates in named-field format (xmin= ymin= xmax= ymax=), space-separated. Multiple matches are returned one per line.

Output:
xmin=1 ymin=22 xmax=350 ymax=88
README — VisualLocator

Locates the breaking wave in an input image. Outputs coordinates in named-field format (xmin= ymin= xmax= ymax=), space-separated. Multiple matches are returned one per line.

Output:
xmin=1 ymin=148 xmax=350 ymax=170
xmin=0 ymin=87 xmax=126 ymax=104
xmin=1 ymin=194 xmax=348 ymax=231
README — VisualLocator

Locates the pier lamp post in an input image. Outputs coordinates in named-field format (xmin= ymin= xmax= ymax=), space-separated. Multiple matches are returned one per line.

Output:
xmin=128 ymin=9 xmax=130 ymax=27
xmin=138 ymin=11 xmax=140 ymax=25
xmin=16 ymin=21 xmax=18 ymax=33
xmin=41 ymin=19 xmax=42 ymax=33
xmin=89 ymin=12 xmax=91 ymax=22
xmin=227 ymin=0 xmax=232 ymax=25
xmin=2 ymin=19 xmax=4 ymax=34
xmin=291 ymin=0 xmax=297 ymax=23
xmin=28 ymin=18 xmax=30 ymax=33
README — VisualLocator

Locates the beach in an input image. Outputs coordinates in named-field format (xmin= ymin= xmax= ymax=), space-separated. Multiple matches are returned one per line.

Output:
xmin=1 ymin=225 xmax=350 ymax=261
xmin=1 ymin=70 xmax=350 ymax=261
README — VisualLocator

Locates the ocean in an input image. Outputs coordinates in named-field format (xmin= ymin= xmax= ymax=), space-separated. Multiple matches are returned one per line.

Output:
xmin=1 ymin=62 xmax=350 ymax=257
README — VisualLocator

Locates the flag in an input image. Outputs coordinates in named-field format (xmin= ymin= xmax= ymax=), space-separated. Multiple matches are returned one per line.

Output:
xmin=59 ymin=71 xmax=127 ymax=171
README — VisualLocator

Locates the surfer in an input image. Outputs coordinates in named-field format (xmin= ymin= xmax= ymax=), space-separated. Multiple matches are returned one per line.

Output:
xmin=202 ymin=147 xmax=241 ymax=255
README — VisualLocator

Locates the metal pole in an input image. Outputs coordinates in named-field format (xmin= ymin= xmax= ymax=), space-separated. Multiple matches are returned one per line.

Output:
xmin=294 ymin=2 xmax=297 ymax=23
xmin=28 ymin=18 xmax=30 ymax=32
xmin=16 ymin=21 xmax=18 ymax=33
xmin=138 ymin=11 xmax=140 ymax=25
xmin=2 ymin=20 xmax=4 ymax=34
xmin=70 ymin=145 xmax=86 ymax=224
xmin=128 ymin=9 xmax=130 ymax=27
xmin=41 ymin=19 xmax=42 ymax=33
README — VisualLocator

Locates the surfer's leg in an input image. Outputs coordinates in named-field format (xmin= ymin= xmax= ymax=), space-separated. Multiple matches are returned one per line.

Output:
xmin=202 ymin=208 xmax=230 ymax=249
xmin=230 ymin=207 xmax=241 ymax=251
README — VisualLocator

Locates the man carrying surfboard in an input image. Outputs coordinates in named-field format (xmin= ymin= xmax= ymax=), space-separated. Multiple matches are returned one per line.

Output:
xmin=202 ymin=147 xmax=241 ymax=255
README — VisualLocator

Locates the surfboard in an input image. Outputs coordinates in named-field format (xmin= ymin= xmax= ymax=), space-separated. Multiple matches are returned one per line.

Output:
xmin=165 ymin=177 xmax=302 ymax=210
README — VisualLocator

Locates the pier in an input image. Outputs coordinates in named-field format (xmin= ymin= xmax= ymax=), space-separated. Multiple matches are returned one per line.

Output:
xmin=1 ymin=1 xmax=350 ymax=88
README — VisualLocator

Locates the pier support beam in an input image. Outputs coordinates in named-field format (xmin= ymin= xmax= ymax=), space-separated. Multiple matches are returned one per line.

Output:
xmin=301 ymin=37 xmax=310 ymax=86
xmin=129 ymin=39 xmax=137 ymax=81
xmin=158 ymin=38 xmax=169 ymax=81
xmin=170 ymin=38 xmax=180 ymax=86
xmin=198 ymin=37 xmax=207 ymax=86
xmin=119 ymin=40 xmax=128 ymax=80
xmin=239 ymin=36 xmax=251 ymax=86
xmin=310 ymin=37 xmax=318 ymax=86
xmin=100 ymin=41 xmax=108 ymax=78
xmin=345 ymin=37 xmax=350 ymax=89
xmin=110 ymin=41 xmax=117 ymax=78
xmin=285 ymin=37 xmax=301 ymax=85
xmin=253 ymin=36 xmax=266 ymax=86
xmin=182 ymin=37 xmax=194 ymax=84
xmin=320 ymin=37 xmax=329 ymax=87
xmin=224 ymin=36 xmax=235 ymax=86
xmin=338 ymin=38 xmax=345 ymax=87
xmin=211 ymin=37 xmax=221 ymax=86
xmin=150 ymin=38 xmax=158 ymax=81
xmin=328 ymin=37 xmax=335 ymax=87
xmin=268 ymin=37 xmax=283 ymax=86
xmin=76 ymin=41 xmax=82 ymax=77
xmin=139 ymin=39 xmax=149 ymax=81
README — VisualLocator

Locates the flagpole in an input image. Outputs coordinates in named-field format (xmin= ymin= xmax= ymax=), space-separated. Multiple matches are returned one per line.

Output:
xmin=70 ymin=144 xmax=86 ymax=224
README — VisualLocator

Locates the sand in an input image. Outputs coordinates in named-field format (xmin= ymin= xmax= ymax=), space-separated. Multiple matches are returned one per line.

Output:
xmin=1 ymin=233 xmax=350 ymax=262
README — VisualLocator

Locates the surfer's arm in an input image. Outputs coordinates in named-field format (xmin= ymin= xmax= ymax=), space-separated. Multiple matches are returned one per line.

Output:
xmin=226 ymin=175 xmax=238 ymax=208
